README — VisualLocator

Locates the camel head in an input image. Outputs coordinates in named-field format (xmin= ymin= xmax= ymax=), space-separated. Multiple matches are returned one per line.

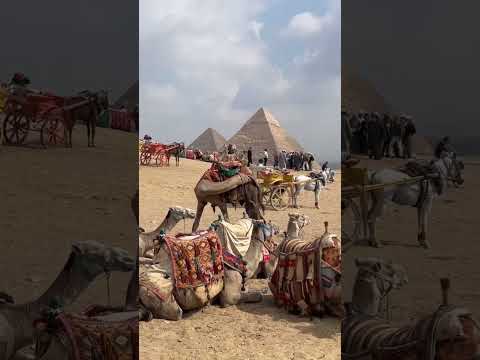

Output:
xmin=286 ymin=213 xmax=310 ymax=240
xmin=168 ymin=206 xmax=196 ymax=221
xmin=72 ymin=241 xmax=135 ymax=277
xmin=352 ymin=257 xmax=408 ymax=316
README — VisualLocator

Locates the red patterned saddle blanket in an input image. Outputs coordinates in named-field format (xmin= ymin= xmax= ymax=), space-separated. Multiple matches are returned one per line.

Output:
xmin=201 ymin=162 xmax=252 ymax=182
xmin=164 ymin=231 xmax=224 ymax=289
xmin=55 ymin=312 xmax=138 ymax=360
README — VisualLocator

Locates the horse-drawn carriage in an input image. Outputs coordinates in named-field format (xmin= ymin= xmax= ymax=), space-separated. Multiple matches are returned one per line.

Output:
xmin=256 ymin=169 xmax=296 ymax=211
xmin=139 ymin=142 xmax=183 ymax=166
xmin=341 ymin=165 xmax=426 ymax=252
xmin=1 ymin=93 xmax=66 ymax=146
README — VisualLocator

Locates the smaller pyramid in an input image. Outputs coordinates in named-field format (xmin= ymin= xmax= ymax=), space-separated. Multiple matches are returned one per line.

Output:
xmin=114 ymin=81 xmax=138 ymax=111
xmin=189 ymin=128 xmax=226 ymax=152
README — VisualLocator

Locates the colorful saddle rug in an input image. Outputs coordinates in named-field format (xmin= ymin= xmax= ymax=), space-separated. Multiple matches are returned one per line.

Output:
xmin=54 ymin=312 xmax=138 ymax=360
xmin=201 ymin=162 xmax=251 ymax=182
xmin=163 ymin=231 xmax=224 ymax=289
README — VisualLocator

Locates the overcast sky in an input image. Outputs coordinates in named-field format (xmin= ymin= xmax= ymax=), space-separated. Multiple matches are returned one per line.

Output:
xmin=140 ymin=0 xmax=340 ymax=163
xmin=0 ymin=1 xmax=137 ymax=102
xmin=343 ymin=0 xmax=480 ymax=139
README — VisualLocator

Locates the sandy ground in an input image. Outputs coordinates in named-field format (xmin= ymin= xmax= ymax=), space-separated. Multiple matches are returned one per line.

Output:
xmin=0 ymin=125 xmax=137 ymax=311
xmin=139 ymin=159 xmax=341 ymax=360
xmin=342 ymin=155 xmax=480 ymax=324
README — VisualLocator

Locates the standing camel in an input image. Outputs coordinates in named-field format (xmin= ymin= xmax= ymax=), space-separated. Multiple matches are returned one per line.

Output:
xmin=0 ymin=241 xmax=134 ymax=360
xmin=192 ymin=171 xmax=265 ymax=232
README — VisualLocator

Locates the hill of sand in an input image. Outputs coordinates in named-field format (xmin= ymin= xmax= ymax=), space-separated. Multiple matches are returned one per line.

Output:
xmin=342 ymin=156 xmax=480 ymax=325
xmin=139 ymin=159 xmax=341 ymax=360
xmin=0 ymin=125 xmax=137 ymax=312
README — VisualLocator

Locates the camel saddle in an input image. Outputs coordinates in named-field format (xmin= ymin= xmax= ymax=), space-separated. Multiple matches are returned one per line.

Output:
xmin=397 ymin=160 xmax=435 ymax=178
xmin=201 ymin=161 xmax=252 ymax=183
xmin=52 ymin=312 xmax=138 ymax=360
xmin=163 ymin=231 xmax=224 ymax=289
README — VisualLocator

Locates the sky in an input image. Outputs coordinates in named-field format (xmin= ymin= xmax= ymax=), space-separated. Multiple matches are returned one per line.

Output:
xmin=0 ymin=1 xmax=137 ymax=102
xmin=342 ymin=0 xmax=480 ymax=140
xmin=140 ymin=0 xmax=341 ymax=163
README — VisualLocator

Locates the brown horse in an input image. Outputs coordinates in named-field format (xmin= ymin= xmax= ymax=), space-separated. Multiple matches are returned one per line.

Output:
xmin=63 ymin=90 xmax=109 ymax=147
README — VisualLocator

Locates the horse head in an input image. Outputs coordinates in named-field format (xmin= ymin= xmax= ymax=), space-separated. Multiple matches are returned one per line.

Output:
xmin=352 ymin=257 xmax=408 ymax=316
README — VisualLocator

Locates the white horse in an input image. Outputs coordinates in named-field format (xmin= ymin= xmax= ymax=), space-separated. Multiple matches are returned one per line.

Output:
xmin=292 ymin=174 xmax=326 ymax=209
xmin=367 ymin=156 xmax=464 ymax=249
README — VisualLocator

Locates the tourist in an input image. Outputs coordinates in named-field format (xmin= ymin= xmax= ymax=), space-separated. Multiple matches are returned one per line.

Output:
xmin=382 ymin=114 xmax=392 ymax=157
xmin=307 ymin=153 xmax=314 ymax=171
xmin=435 ymin=136 xmax=455 ymax=158
xmin=247 ymin=147 xmax=253 ymax=167
xmin=322 ymin=161 xmax=329 ymax=172
xmin=274 ymin=152 xmax=279 ymax=168
xmin=263 ymin=149 xmax=269 ymax=166
xmin=278 ymin=150 xmax=287 ymax=170
xmin=389 ymin=116 xmax=403 ymax=158
xmin=403 ymin=116 xmax=416 ymax=159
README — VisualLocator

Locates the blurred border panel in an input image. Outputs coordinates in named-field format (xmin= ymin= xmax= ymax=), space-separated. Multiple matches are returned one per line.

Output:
xmin=0 ymin=2 xmax=138 ymax=359
xmin=342 ymin=1 xmax=480 ymax=358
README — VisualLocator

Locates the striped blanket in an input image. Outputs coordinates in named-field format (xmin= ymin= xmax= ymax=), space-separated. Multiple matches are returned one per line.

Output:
xmin=342 ymin=306 xmax=479 ymax=359
xmin=269 ymin=231 xmax=341 ymax=316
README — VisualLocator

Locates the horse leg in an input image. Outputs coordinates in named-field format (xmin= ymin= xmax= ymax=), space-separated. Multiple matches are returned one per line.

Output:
xmin=367 ymin=191 xmax=383 ymax=247
xmin=69 ymin=127 xmax=73 ymax=148
xmin=86 ymin=121 xmax=91 ymax=147
xmin=417 ymin=196 xmax=432 ymax=249
xmin=192 ymin=201 xmax=206 ymax=233
xmin=91 ymin=120 xmax=96 ymax=147
xmin=293 ymin=185 xmax=300 ymax=208
xmin=314 ymin=183 xmax=320 ymax=209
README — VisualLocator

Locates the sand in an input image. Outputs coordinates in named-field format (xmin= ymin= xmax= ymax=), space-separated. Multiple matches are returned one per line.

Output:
xmin=0 ymin=125 xmax=137 ymax=311
xmin=139 ymin=159 xmax=341 ymax=360
xmin=342 ymin=156 xmax=480 ymax=324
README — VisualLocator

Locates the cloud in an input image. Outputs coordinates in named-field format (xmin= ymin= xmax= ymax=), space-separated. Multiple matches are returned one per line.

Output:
xmin=283 ymin=12 xmax=333 ymax=37
xmin=140 ymin=0 xmax=340 ymax=162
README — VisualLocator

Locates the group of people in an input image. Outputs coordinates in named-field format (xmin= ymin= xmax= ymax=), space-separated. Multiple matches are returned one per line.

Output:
xmin=342 ymin=110 xmax=416 ymax=160
xmin=245 ymin=147 xmax=316 ymax=171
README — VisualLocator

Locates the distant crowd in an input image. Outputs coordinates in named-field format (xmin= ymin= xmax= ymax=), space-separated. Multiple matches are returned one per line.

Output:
xmin=342 ymin=110 xmax=416 ymax=160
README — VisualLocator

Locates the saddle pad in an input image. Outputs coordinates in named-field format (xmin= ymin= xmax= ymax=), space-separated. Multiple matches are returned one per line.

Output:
xmin=55 ymin=312 xmax=138 ymax=360
xmin=217 ymin=218 xmax=253 ymax=257
xmin=164 ymin=231 xmax=224 ymax=289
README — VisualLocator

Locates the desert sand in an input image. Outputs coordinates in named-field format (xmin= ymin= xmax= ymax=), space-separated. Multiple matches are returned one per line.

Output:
xmin=139 ymin=159 xmax=341 ymax=360
xmin=342 ymin=156 xmax=480 ymax=324
xmin=0 ymin=125 xmax=137 ymax=312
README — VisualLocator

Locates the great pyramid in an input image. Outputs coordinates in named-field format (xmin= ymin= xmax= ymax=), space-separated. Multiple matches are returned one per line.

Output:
xmin=113 ymin=81 xmax=138 ymax=111
xmin=342 ymin=66 xmax=433 ymax=155
xmin=227 ymin=108 xmax=304 ymax=161
xmin=189 ymin=128 xmax=226 ymax=152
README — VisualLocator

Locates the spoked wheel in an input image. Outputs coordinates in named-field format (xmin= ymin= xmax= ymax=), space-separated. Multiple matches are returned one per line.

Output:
xmin=140 ymin=151 xmax=152 ymax=165
xmin=3 ymin=111 xmax=30 ymax=145
xmin=270 ymin=185 xmax=290 ymax=211
xmin=155 ymin=151 xmax=168 ymax=166
xmin=341 ymin=197 xmax=362 ymax=253
xmin=40 ymin=110 xmax=65 ymax=147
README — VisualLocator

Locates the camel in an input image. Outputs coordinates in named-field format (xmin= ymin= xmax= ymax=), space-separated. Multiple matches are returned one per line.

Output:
xmin=139 ymin=218 xmax=278 ymax=321
xmin=342 ymin=257 xmax=480 ymax=359
xmin=269 ymin=216 xmax=343 ymax=317
xmin=0 ymin=241 xmax=134 ymax=360
xmin=139 ymin=206 xmax=196 ymax=257
xmin=192 ymin=170 xmax=265 ymax=232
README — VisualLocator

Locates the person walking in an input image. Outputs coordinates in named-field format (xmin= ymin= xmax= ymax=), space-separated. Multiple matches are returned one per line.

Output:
xmin=263 ymin=149 xmax=269 ymax=166
xmin=382 ymin=114 xmax=392 ymax=157
xmin=403 ymin=116 xmax=416 ymax=159
xmin=308 ymin=153 xmax=314 ymax=171
xmin=389 ymin=116 xmax=403 ymax=157
xmin=278 ymin=150 xmax=287 ymax=169
xmin=247 ymin=147 xmax=253 ymax=167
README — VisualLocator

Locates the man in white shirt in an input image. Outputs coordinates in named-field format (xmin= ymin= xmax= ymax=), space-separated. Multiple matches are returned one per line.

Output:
xmin=263 ymin=149 xmax=269 ymax=166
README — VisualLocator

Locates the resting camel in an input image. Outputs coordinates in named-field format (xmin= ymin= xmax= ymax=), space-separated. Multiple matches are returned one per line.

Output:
xmin=192 ymin=167 xmax=265 ymax=232
xmin=0 ymin=241 xmax=134 ymax=360
xmin=342 ymin=257 xmax=480 ymax=359
xmin=139 ymin=218 xmax=279 ymax=321
xmin=139 ymin=206 xmax=196 ymax=257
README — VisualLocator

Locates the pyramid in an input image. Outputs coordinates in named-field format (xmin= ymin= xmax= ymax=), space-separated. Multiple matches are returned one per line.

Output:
xmin=113 ymin=81 xmax=138 ymax=111
xmin=189 ymin=128 xmax=226 ymax=152
xmin=342 ymin=66 xmax=433 ymax=155
xmin=227 ymin=108 xmax=304 ymax=162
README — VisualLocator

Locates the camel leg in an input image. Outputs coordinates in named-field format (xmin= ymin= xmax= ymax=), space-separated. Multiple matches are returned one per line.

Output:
xmin=293 ymin=185 xmax=300 ymax=208
xmin=314 ymin=185 xmax=320 ymax=209
xmin=192 ymin=201 xmax=206 ymax=232
xmin=220 ymin=271 xmax=262 ymax=307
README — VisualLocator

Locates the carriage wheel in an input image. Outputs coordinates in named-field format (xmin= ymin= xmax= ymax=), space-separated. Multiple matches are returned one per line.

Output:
xmin=154 ymin=151 xmax=167 ymax=166
xmin=140 ymin=151 xmax=152 ymax=165
xmin=40 ymin=112 xmax=65 ymax=147
xmin=341 ymin=197 xmax=362 ymax=253
xmin=2 ymin=112 xmax=30 ymax=145
xmin=270 ymin=185 xmax=290 ymax=211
